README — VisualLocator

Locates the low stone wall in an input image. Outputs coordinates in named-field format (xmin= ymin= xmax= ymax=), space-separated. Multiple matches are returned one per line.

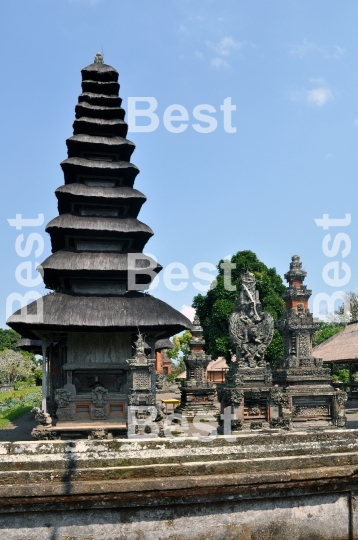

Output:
xmin=0 ymin=429 xmax=358 ymax=539
xmin=0 ymin=384 xmax=14 ymax=393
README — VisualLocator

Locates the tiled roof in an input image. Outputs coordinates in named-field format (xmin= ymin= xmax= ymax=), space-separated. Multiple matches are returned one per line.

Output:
xmin=313 ymin=323 xmax=358 ymax=362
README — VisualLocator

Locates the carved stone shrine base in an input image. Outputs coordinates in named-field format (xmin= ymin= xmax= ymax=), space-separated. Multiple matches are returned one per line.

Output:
xmin=271 ymin=368 xmax=347 ymax=429
xmin=174 ymin=388 xmax=219 ymax=421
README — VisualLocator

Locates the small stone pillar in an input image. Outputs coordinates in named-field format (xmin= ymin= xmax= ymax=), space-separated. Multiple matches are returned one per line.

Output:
xmin=126 ymin=333 xmax=157 ymax=437
xmin=175 ymin=315 xmax=218 ymax=421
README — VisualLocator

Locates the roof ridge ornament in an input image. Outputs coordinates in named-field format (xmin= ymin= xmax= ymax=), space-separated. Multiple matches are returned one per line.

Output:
xmin=94 ymin=52 xmax=104 ymax=64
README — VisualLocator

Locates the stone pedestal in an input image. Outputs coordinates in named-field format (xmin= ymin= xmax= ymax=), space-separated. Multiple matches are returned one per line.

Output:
xmin=175 ymin=315 xmax=218 ymax=421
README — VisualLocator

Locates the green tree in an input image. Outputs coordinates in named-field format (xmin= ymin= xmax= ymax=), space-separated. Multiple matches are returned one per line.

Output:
xmin=167 ymin=330 xmax=192 ymax=374
xmin=192 ymin=250 xmax=286 ymax=364
xmin=335 ymin=291 xmax=358 ymax=323
xmin=0 ymin=329 xmax=20 ymax=351
xmin=313 ymin=322 xmax=344 ymax=347
xmin=0 ymin=349 xmax=35 ymax=385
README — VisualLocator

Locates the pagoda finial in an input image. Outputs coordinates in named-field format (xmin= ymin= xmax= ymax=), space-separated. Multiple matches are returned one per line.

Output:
xmin=94 ymin=52 xmax=104 ymax=64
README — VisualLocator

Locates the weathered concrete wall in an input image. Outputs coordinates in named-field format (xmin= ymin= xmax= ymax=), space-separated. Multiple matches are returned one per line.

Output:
xmin=0 ymin=430 xmax=358 ymax=539
xmin=0 ymin=493 xmax=351 ymax=540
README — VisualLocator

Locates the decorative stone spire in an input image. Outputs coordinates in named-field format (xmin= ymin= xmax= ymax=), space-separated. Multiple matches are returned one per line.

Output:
xmin=273 ymin=255 xmax=347 ymax=429
xmin=282 ymin=255 xmax=311 ymax=311
xmin=277 ymin=255 xmax=319 ymax=366
xmin=175 ymin=314 xmax=217 ymax=420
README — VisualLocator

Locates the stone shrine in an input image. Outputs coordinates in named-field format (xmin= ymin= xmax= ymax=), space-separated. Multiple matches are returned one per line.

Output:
xmin=272 ymin=255 xmax=347 ymax=429
xmin=217 ymin=272 xmax=274 ymax=432
xmin=7 ymin=53 xmax=191 ymax=439
xmin=175 ymin=315 xmax=218 ymax=420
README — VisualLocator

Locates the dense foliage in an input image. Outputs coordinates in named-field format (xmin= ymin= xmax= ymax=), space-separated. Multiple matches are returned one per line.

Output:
xmin=0 ymin=349 xmax=36 ymax=385
xmin=192 ymin=250 xmax=286 ymax=364
xmin=312 ymin=322 xmax=344 ymax=347
xmin=167 ymin=330 xmax=192 ymax=375
xmin=0 ymin=329 xmax=20 ymax=351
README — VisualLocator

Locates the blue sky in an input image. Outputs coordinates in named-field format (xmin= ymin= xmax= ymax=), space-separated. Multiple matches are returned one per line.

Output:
xmin=1 ymin=0 xmax=357 ymax=326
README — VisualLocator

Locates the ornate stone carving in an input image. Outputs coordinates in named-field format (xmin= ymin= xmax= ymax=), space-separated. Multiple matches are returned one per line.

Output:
xmin=56 ymin=408 xmax=74 ymax=421
xmin=250 ymin=422 xmax=262 ymax=430
xmin=335 ymin=391 xmax=348 ymax=406
xmin=248 ymin=406 xmax=261 ymax=416
xmin=128 ymin=393 xmax=156 ymax=406
xmin=264 ymin=370 xmax=273 ymax=385
xmin=293 ymin=406 xmax=328 ymax=417
xmin=31 ymin=426 xmax=58 ymax=440
xmin=176 ymin=315 xmax=218 ymax=419
xmin=218 ymin=388 xmax=244 ymax=407
xmin=251 ymin=389 xmax=261 ymax=400
xmin=54 ymin=389 xmax=71 ymax=408
xmin=133 ymin=370 xmax=151 ymax=390
xmin=270 ymin=387 xmax=290 ymax=408
xmin=91 ymin=407 xmax=108 ymax=420
xmin=270 ymin=418 xmax=290 ymax=430
xmin=88 ymin=429 xmax=109 ymax=440
xmin=91 ymin=385 xmax=108 ymax=407
xmin=229 ymin=272 xmax=274 ymax=368
xmin=32 ymin=407 xmax=52 ymax=426
xmin=94 ymin=52 xmax=104 ymax=64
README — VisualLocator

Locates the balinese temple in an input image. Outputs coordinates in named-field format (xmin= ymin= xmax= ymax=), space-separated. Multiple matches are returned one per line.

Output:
xmin=155 ymin=339 xmax=174 ymax=376
xmin=7 ymin=53 xmax=191 ymax=438
xmin=273 ymin=255 xmax=347 ymax=429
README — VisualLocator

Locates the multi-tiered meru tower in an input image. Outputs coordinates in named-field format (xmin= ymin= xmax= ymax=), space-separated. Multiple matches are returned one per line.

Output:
xmin=7 ymin=53 xmax=191 ymax=438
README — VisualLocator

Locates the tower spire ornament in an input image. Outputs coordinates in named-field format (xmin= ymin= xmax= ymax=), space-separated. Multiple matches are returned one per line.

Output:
xmin=94 ymin=52 xmax=104 ymax=64
xmin=272 ymin=255 xmax=347 ymax=429
xmin=175 ymin=314 xmax=218 ymax=421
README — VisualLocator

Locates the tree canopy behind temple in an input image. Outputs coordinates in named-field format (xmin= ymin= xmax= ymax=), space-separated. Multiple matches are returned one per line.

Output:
xmin=192 ymin=250 xmax=286 ymax=364
xmin=0 ymin=329 xmax=20 ymax=351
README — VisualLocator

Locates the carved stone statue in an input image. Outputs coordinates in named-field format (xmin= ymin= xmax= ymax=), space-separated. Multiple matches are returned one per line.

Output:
xmin=91 ymin=385 xmax=108 ymax=407
xmin=229 ymin=272 xmax=274 ymax=368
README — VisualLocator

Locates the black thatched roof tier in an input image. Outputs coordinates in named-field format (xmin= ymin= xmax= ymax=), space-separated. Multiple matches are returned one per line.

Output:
xmin=66 ymin=134 xmax=135 ymax=161
xmin=155 ymin=339 xmax=174 ymax=350
xmin=82 ymin=80 xmax=119 ymax=95
xmin=73 ymin=116 xmax=127 ymax=137
xmin=41 ymin=250 xmax=161 ymax=272
xmin=79 ymin=92 xmax=122 ymax=108
xmin=46 ymin=214 xmax=153 ymax=252
xmin=81 ymin=63 xmax=119 ymax=82
xmin=56 ymin=184 xmax=146 ymax=217
xmin=16 ymin=338 xmax=42 ymax=353
xmin=7 ymin=292 xmax=192 ymax=339
xmin=40 ymin=251 xmax=162 ymax=289
xmin=60 ymin=157 xmax=139 ymax=186
xmin=46 ymin=214 xmax=152 ymax=235
xmin=75 ymin=102 xmax=125 ymax=121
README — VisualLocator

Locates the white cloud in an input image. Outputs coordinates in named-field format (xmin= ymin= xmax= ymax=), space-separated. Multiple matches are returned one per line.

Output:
xmin=306 ymin=87 xmax=333 ymax=106
xmin=206 ymin=36 xmax=244 ymax=56
xmin=181 ymin=305 xmax=196 ymax=322
xmin=354 ymin=119 xmax=358 ymax=126
xmin=211 ymin=57 xmax=230 ymax=69
xmin=290 ymin=79 xmax=334 ymax=107
xmin=289 ymin=39 xmax=346 ymax=59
